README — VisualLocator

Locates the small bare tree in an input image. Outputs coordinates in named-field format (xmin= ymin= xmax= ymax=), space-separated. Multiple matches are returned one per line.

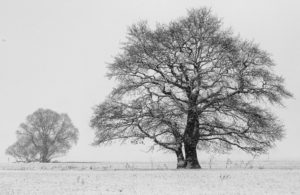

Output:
xmin=6 ymin=108 xmax=79 ymax=162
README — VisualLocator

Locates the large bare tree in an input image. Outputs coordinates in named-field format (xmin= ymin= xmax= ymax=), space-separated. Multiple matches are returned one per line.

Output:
xmin=6 ymin=108 xmax=79 ymax=162
xmin=91 ymin=8 xmax=292 ymax=168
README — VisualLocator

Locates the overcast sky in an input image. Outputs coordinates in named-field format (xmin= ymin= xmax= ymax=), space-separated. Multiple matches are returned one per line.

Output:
xmin=0 ymin=0 xmax=299 ymax=162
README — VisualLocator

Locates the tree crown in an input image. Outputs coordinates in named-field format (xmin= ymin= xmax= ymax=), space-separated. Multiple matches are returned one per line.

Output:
xmin=91 ymin=7 xmax=292 ymax=156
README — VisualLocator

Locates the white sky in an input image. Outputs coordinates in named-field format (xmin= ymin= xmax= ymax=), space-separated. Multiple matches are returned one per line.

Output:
xmin=0 ymin=0 xmax=299 ymax=162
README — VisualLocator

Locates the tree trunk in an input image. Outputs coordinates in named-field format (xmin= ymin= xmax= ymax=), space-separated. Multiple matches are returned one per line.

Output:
xmin=41 ymin=145 xmax=49 ymax=163
xmin=183 ymin=107 xmax=201 ymax=169
xmin=184 ymin=142 xmax=201 ymax=169
xmin=175 ymin=148 xmax=186 ymax=169
xmin=41 ymin=155 xmax=49 ymax=163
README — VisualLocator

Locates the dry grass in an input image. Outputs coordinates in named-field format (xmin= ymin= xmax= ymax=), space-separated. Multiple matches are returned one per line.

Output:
xmin=1 ymin=160 xmax=300 ymax=171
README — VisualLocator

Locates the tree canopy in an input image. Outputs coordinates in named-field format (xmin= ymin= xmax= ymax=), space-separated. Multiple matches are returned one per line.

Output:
xmin=6 ymin=108 xmax=79 ymax=162
xmin=90 ymin=8 xmax=292 ymax=169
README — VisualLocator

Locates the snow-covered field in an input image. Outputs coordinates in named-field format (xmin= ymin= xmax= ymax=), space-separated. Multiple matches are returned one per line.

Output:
xmin=0 ymin=161 xmax=299 ymax=194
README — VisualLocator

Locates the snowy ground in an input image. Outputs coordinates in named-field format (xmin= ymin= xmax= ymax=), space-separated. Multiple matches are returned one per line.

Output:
xmin=0 ymin=161 xmax=299 ymax=194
